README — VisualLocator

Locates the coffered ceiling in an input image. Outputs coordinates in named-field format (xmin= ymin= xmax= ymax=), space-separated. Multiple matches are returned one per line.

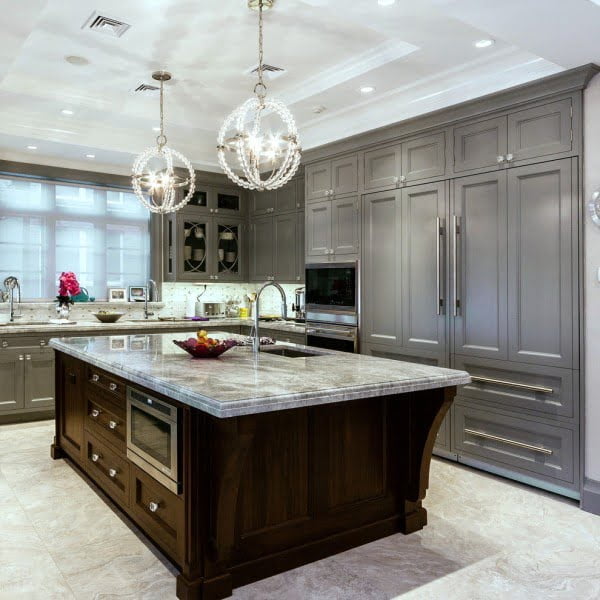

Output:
xmin=0 ymin=0 xmax=598 ymax=175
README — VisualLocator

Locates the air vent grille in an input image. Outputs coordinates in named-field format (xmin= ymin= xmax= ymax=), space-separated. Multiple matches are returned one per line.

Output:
xmin=83 ymin=11 xmax=130 ymax=37
xmin=245 ymin=64 xmax=287 ymax=80
xmin=134 ymin=83 xmax=159 ymax=93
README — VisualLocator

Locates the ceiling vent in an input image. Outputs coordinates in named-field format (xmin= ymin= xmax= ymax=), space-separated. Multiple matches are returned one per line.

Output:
xmin=82 ymin=11 xmax=131 ymax=37
xmin=245 ymin=63 xmax=287 ymax=80
xmin=134 ymin=83 xmax=159 ymax=93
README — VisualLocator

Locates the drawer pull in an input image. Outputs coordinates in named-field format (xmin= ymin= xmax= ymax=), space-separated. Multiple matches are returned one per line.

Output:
xmin=470 ymin=376 xmax=553 ymax=395
xmin=108 ymin=420 xmax=118 ymax=430
xmin=1 ymin=341 xmax=7 ymax=348
xmin=91 ymin=409 xmax=101 ymax=418
xmin=108 ymin=468 xmax=118 ymax=478
xmin=91 ymin=453 xmax=101 ymax=463
xmin=464 ymin=428 xmax=553 ymax=455
xmin=92 ymin=374 xmax=100 ymax=382
xmin=109 ymin=383 xmax=118 ymax=391
xmin=40 ymin=340 xmax=46 ymax=346
xmin=148 ymin=501 xmax=160 ymax=513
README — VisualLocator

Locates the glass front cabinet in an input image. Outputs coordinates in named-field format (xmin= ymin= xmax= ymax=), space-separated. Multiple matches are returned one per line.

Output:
xmin=181 ymin=184 xmax=246 ymax=217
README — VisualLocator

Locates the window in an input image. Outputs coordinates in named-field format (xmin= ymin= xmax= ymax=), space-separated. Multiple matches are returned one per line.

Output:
xmin=0 ymin=177 xmax=150 ymax=300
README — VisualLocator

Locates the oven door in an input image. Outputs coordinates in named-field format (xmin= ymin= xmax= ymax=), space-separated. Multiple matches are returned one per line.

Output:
xmin=306 ymin=323 xmax=358 ymax=353
xmin=126 ymin=388 xmax=179 ymax=493
xmin=305 ymin=262 xmax=357 ymax=313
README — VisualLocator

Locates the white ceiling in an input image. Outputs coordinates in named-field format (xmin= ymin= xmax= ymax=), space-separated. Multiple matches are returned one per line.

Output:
xmin=0 ymin=0 xmax=598 ymax=175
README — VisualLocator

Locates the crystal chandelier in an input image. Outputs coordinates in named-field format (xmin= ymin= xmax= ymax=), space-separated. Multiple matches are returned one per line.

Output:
xmin=132 ymin=71 xmax=195 ymax=213
xmin=217 ymin=0 xmax=301 ymax=191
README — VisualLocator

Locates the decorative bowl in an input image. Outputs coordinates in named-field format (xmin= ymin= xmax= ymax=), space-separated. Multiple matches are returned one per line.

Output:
xmin=173 ymin=338 xmax=238 ymax=358
xmin=93 ymin=312 xmax=124 ymax=324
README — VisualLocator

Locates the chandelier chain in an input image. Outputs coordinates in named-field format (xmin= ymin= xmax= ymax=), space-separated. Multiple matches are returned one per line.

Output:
xmin=157 ymin=78 xmax=167 ymax=148
xmin=255 ymin=0 xmax=267 ymax=99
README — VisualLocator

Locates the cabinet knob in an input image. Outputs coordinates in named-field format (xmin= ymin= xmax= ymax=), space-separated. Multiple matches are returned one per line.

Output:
xmin=506 ymin=153 xmax=514 ymax=162
xmin=108 ymin=468 xmax=118 ymax=479
xmin=18 ymin=354 xmax=24 ymax=361
xmin=214 ymin=275 xmax=219 ymax=280
xmin=393 ymin=176 xmax=399 ymax=184
xmin=497 ymin=155 xmax=505 ymax=163
xmin=109 ymin=383 xmax=117 ymax=392
xmin=40 ymin=340 xmax=46 ymax=346
xmin=91 ymin=453 xmax=101 ymax=463
xmin=214 ymin=209 xmax=219 ymax=213
xmin=148 ymin=501 xmax=160 ymax=513
xmin=108 ymin=420 xmax=118 ymax=430
xmin=92 ymin=374 xmax=100 ymax=382
xmin=25 ymin=354 xmax=31 ymax=361
xmin=91 ymin=409 xmax=101 ymax=418
xmin=1 ymin=341 xmax=7 ymax=348
xmin=209 ymin=208 xmax=214 ymax=213
xmin=399 ymin=175 xmax=406 ymax=183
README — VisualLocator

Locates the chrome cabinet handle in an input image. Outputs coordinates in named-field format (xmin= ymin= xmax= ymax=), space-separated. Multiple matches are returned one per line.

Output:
xmin=108 ymin=420 xmax=118 ymax=430
xmin=1 ymin=341 xmax=8 ymax=348
xmin=464 ymin=428 xmax=553 ymax=455
xmin=214 ymin=208 xmax=219 ymax=213
xmin=91 ymin=453 xmax=101 ymax=463
xmin=399 ymin=175 xmax=406 ymax=183
xmin=108 ymin=468 xmax=118 ymax=478
xmin=109 ymin=383 xmax=117 ymax=391
xmin=39 ymin=340 xmax=46 ymax=346
xmin=393 ymin=176 xmax=399 ymax=185
xmin=497 ymin=155 xmax=505 ymax=163
xmin=452 ymin=215 xmax=461 ymax=317
xmin=18 ymin=354 xmax=24 ymax=361
xmin=505 ymin=153 xmax=514 ymax=162
xmin=148 ymin=501 xmax=160 ymax=513
xmin=436 ymin=217 xmax=444 ymax=315
xmin=470 ymin=376 xmax=553 ymax=395
xmin=25 ymin=354 xmax=31 ymax=361
xmin=92 ymin=374 xmax=100 ymax=382
xmin=91 ymin=409 xmax=101 ymax=418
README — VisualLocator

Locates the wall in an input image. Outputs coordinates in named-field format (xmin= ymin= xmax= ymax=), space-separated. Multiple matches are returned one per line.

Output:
xmin=583 ymin=73 xmax=600 ymax=510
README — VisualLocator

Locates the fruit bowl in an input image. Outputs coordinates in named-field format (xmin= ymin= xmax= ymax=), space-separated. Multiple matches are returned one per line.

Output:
xmin=173 ymin=338 xmax=238 ymax=358
xmin=93 ymin=312 xmax=124 ymax=323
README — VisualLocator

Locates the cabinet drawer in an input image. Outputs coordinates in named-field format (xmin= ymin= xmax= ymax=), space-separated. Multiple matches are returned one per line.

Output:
xmin=85 ymin=397 xmax=126 ymax=453
xmin=86 ymin=366 xmax=126 ymax=407
xmin=85 ymin=432 xmax=130 ymax=507
xmin=453 ymin=402 xmax=575 ymax=484
xmin=454 ymin=356 xmax=575 ymax=420
xmin=0 ymin=336 xmax=50 ymax=350
xmin=129 ymin=464 xmax=184 ymax=564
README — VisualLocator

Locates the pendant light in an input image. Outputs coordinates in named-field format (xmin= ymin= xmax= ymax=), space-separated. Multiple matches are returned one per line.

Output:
xmin=132 ymin=71 xmax=195 ymax=213
xmin=217 ymin=0 xmax=301 ymax=191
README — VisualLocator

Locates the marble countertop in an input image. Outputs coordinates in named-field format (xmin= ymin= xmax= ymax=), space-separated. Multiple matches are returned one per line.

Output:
xmin=49 ymin=332 xmax=471 ymax=418
xmin=0 ymin=318 xmax=306 ymax=337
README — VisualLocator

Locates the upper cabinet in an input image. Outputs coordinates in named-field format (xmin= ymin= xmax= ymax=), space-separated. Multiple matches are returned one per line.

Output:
xmin=305 ymin=155 xmax=358 ymax=201
xmin=181 ymin=183 xmax=246 ymax=216
xmin=251 ymin=177 xmax=304 ymax=216
xmin=363 ymin=132 xmax=446 ymax=191
xmin=452 ymin=99 xmax=573 ymax=174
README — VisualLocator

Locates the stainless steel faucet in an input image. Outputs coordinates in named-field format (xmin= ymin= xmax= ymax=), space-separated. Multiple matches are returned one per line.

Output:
xmin=3 ymin=276 xmax=21 ymax=322
xmin=253 ymin=281 xmax=287 ymax=353
xmin=145 ymin=279 xmax=158 ymax=320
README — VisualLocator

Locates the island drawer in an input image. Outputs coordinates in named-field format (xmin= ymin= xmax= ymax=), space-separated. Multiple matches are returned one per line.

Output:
xmin=84 ymin=432 xmax=130 ymax=508
xmin=453 ymin=401 xmax=576 ymax=484
xmin=86 ymin=366 xmax=126 ymax=406
xmin=453 ymin=356 xmax=575 ymax=420
xmin=129 ymin=464 xmax=185 ymax=564
xmin=85 ymin=397 xmax=126 ymax=453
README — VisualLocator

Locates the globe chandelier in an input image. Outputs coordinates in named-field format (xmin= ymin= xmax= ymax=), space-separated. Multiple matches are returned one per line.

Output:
xmin=132 ymin=71 xmax=195 ymax=213
xmin=217 ymin=0 xmax=301 ymax=191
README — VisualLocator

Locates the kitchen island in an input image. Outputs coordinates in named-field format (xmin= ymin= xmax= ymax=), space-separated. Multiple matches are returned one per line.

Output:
xmin=49 ymin=332 xmax=470 ymax=600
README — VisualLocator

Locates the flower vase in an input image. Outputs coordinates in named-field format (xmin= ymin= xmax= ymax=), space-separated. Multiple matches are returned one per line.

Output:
xmin=56 ymin=296 xmax=72 ymax=321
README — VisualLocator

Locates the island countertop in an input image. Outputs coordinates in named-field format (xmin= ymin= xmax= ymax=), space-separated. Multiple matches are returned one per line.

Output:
xmin=49 ymin=332 xmax=471 ymax=418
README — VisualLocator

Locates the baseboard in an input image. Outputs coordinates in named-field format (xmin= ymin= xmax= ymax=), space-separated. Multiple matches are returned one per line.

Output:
xmin=581 ymin=478 xmax=600 ymax=516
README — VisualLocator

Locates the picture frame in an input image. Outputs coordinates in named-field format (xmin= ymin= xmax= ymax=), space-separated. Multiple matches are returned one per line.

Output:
xmin=108 ymin=287 xmax=127 ymax=302
xmin=128 ymin=285 xmax=147 ymax=302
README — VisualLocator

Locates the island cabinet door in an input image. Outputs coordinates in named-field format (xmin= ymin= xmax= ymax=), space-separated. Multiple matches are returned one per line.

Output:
xmin=361 ymin=190 xmax=402 ymax=347
xmin=57 ymin=354 xmax=85 ymax=463
xmin=23 ymin=349 xmax=55 ymax=410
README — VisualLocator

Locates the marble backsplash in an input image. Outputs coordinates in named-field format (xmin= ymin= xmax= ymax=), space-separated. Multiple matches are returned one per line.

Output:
xmin=2 ymin=282 xmax=303 ymax=322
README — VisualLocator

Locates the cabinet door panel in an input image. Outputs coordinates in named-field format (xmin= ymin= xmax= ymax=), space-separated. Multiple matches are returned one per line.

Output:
xmin=215 ymin=218 xmax=245 ymax=281
xmin=296 ymin=211 xmax=305 ymax=282
xmin=24 ymin=350 xmax=55 ymax=409
xmin=401 ymin=182 xmax=446 ymax=356
xmin=0 ymin=352 xmax=23 ymax=412
xmin=295 ymin=177 xmax=305 ymax=211
xmin=306 ymin=162 xmax=332 ymax=201
xmin=331 ymin=196 xmax=359 ymax=256
xmin=453 ymin=117 xmax=507 ymax=173
xmin=363 ymin=145 xmax=401 ymax=190
xmin=214 ymin=187 xmax=244 ymax=216
xmin=251 ymin=189 xmax=276 ymax=216
xmin=332 ymin=155 xmax=358 ymax=196
xmin=59 ymin=355 xmax=85 ymax=461
xmin=276 ymin=181 xmax=297 ymax=213
xmin=274 ymin=213 xmax=297 ymax=281
xmin=361 ymin=191 xmax=402 ymax=345
xmin=306 ymin=200 xmax=332 ymax=258
xmin=507 ymin=159 xmax=574 ymax=368
xmin=250 ymin=216 xmax=274 ymax=281
xmin=177 ymin=215 xmax=210 ymax=280
xmin=402 ymin=133 xmax=446 ymax=182
xmin=508 ymin=99 xmax=572 ymax=163
xmin=453 ymin=173 xmax=508 ymax=359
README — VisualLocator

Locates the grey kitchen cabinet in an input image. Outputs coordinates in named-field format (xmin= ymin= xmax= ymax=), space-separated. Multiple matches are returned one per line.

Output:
xmin=363 ymin=144 xmax=402 ymax=191
xmin=453 ymin=116 xmax=507 ymax=174
xmin=250 ymin=216 xmax=275 ymax=281
xmin=251 ymin=177 xmax=304 ymax=216
xmin=274 ymin=213 xmax=297 ymax=281
xmin=24 ymin=350 xmax=55 ymax=409
xmin=295 ymin=177 xmax=305 ymax=211
xmin=305 ymin=155 xmax=358 ymax=201
xmin=507 ymin=159 xmax=575 ymax=368
xmin=306 ymin=200 xmax=332 ymax=258
xmin=180 ymin=183 xmax=246 ymax=216
xmin=251 ymin=189 xmax=277 ymax=216
xmin=0 ymin=350 xmax=24 ymax=412
xmin=452 ymin=171 xmax=508 ymax=361
xmin=296 ymin=211 xmax=305 ymax=281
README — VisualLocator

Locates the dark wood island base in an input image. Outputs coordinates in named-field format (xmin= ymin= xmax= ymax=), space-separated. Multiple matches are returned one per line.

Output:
xmin=51 ymin=352 xmax=456 ymax=600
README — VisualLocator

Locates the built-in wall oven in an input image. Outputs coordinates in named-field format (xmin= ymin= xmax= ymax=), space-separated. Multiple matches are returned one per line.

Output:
xmin=126 ymin=387 xmax=180 ymax=494
xmin=305 ymin=261 xmax=359 ymax=353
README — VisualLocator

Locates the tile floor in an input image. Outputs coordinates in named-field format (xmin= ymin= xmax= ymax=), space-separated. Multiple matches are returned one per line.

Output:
xmin=1 ymin=420 xmax=599 ymax=599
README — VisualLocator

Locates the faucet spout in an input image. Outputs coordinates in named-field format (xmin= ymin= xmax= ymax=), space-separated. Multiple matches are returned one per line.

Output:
xmin=3 ymin=276 xmax=20 ymax=323
xmin=145 ymin=279 xmax=158 ymax=320
xmin=253 ymin=281 xmax=287 ymax=353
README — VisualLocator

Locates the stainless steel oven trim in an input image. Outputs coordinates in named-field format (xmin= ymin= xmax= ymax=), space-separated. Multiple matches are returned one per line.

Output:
xmin=306 ymin=322 xmax=359 ymax=353
xmin=126 ymin=387 xmax=179 ymax=492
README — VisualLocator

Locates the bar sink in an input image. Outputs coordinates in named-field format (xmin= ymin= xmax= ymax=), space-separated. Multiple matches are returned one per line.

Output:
xmin=261 ymin=347 xmax=327 ymax=358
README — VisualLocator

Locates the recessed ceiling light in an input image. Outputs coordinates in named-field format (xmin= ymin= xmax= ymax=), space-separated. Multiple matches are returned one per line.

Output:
xmin=85 ymin=154 xmax=95 ymax=159
xmin=474 ymin=39 xmax=495 ymax=48
xmin=360 ymin=86 xmax=376 ymax=94
xmin=313 ymin=105 xmax=327 ymax=114
xmin=61 ymin=109 xmax=74 ymax=116
xmin=26 ymin=145 xmax=37 ymax=150
xmin=378 ymin=0 xmax=396 ymax=5
xmin=65 ymin=55 xmax=89 ymax=66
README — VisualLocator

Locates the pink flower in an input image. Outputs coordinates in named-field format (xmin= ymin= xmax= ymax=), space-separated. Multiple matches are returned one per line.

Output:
xmin=58 ymin=272 xmax=81 ymax=297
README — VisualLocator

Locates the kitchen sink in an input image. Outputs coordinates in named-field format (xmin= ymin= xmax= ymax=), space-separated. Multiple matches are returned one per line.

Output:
xmin=261 ymin=347 xmax=327 ymax=359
